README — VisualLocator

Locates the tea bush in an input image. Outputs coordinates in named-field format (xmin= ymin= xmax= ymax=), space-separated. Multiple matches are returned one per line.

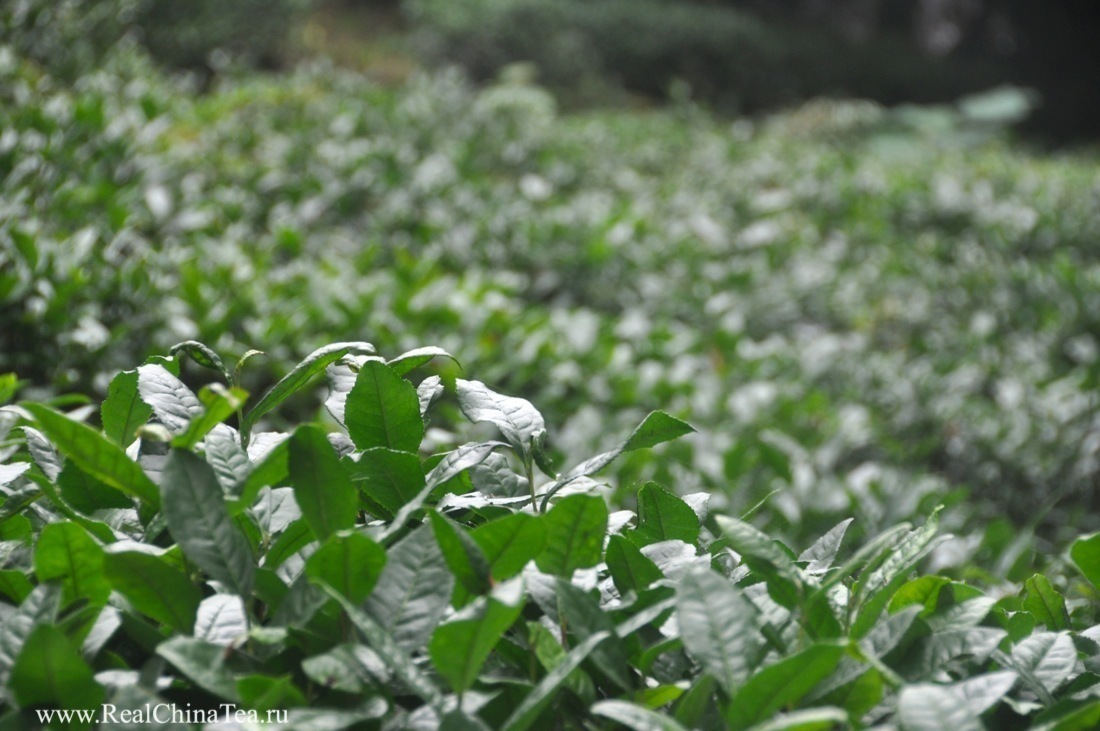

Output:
xmin=2 ymin=344 xmax=1100 ymax=730
xmin=3 ymin=40 xmax=1099 ymax=548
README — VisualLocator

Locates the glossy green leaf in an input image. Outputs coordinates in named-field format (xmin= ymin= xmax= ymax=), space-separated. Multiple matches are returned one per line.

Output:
xmin=716 ymin=514 xmax=802 ymax=608
xmin=429 ymin=578 xmax=524 ymax=693
xmin=1024 ymin=574 xmax=1071 ymax=630
xmin=103 ymin=551 xmax=201 ymax=633
xmin=11 ymin=624 xmax=103 ymax=712
xmin=536 ymin=494 xmax=608 ymax=576
xmin=746 ymin=707 xmax=849 ymax=731
xmin=33 ymin=522 xmax=111 ymax=608
xmin=101 ymin=369 xmax=151 ymax=447
xmin=242 ymin=342 xmax=374 ymax=441
xmin=456 ymin=379 xmax=545 ymax=459
xmin=557 ymin=579 xmax=633 ymax=691
xmin=1070 ymin=533 xmax=1100 ymax=588
xmin=1010 ymin=631 xmax=1077 ymax=695
xmin=630 ymin=482 xmax=699 ymax=546
xmin=0 ymin=583 xmax=60 ymax=684
xmin=288 ymin=425 xmax=357 ymax=541
xmin=387 ymin=346 xmax=459 ymax=376
xmin=195 ymin=594 xmax=250 ymax=644
xmin=23 ymin=403 xmax=159 ymax=508
xmin=324 ymin=587 xmax=444 ymax=707
xmin=305 ymin=531 xmax=387 ymax=604
xmin=676 ymin=567 xmax=761 ymax=695
xmin=470 ymin=512 xmax=547 ymax=581
xmin=728 ymin=642 xmax=846 ymax=728
xmin=592 ymin=700 xmax=691 ymax=731
xmin=343 ymin=447 xmax=425 ymax=519
xmin=157 ymin=636 xmax=240 ymax=701
xmin=161 ymin=449 xmax=254 ymax=597
xmin=137 ymin=363 xmax=203 ymax=433
xmin=171 ymin=383 xmax=247 ymax=449
xmin=365 ymin=526 xmax=453 ymax=651
xmin=607 ymin=535 xmax=664 ymax=596
xmin=169 ymin=340 xmax=228 ymax=379
xmin=429 ymin=512 xmax=491 ymax=596
xmin=898 ymin=683 xmax=982 ymax=731
xmin=344 ymin=361 xmax=423 ymax=452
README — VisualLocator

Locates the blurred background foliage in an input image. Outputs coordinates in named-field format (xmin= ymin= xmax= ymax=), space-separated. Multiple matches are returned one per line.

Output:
xmin=1 ymin=0 xmax=1099 ymax=559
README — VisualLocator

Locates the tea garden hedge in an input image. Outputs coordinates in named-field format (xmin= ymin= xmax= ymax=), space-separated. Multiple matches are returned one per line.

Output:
xmin=3 ymin=4 xmax=1100 ymax=728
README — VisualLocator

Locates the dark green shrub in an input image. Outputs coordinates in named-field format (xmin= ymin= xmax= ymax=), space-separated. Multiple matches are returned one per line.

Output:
xmin=405 ymin=0 xmax=995 ymax=112
xmin=0 ymin=0 xmax=307 ymax=78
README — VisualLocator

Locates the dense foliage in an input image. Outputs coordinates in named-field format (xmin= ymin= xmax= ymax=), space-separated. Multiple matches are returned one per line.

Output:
xmin=2 ymin=44 xmax=1098 ymax=546
xmin=404 ymin=0 xmax=995 ymax=111
xmin=2 ymin=345 xmax=1100 ymax=730
xmin=2 ymin=12 xmax=1100 ymax=727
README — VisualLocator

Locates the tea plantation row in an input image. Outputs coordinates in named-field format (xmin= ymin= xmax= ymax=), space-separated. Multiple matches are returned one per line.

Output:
xmin=1 ymin=343 xmax=1100 ymax=730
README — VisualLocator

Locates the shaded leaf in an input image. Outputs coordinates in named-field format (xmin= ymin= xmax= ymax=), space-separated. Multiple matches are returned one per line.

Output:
xmin=161 ymin=450 xmax=254 ymax=597
xmin=103 ymin=551 xmax=201 ymax=633
xmin=24 ymin=403 xmax=159 ymax=508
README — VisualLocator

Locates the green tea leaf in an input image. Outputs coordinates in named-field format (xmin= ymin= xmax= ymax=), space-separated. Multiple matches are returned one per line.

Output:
xmin=606 ymin=535 xmax=664 ymax=596
xmin=470 ymin=512 xmax=547 ymax=581
xmin=365 ymin=526 xmax=453 ymax=652
xmin=429 ymin=578 xmax=524 ymax=693
xmin=33 ymin=522 xmax=111 ymax=608
xmin=344 ymin=361 xmax=424 ymax=452
xmin=591 ymin=700 xmax=690 ymax=731
xmin=288 ymin=425 xmax=358 ymax=541
xmin=157 ymin=636 xmax=240 ymax=701
xmin=24 ymin=403 xmax=159 ymax=508
xmin=387 ymin=346 xmax=459 ymax=376
xmin=456 ymin=379 xmax=545 ymax=460
xmin=745 ymin=707 xmax=849 ymax=731
xmin=716 ymin=514 xmax=802 ymax=608
xmin=1024 ymin=574 xmax=1071 ymax=630
xmin=676 ymin=567 xmax=761 ymax=695
xmin=323 ymin=586 xmax=444 ymax=707
xmin=11 ymin=624 xmax=104 ymax=712
xmin=557 ymin=579 xmax=633 ymax=691
xmin=101 ymin=369 xmax=151 ymax=447
xmin=630 ymin=482 xmax=699 ymax=546
xmin=137 ymin=364 xmax=203 ymax=433
xmin=1070 ymin=533 xmax=1100 ymax=588
xmin=161 ymin=449 xmax=254 ymax=597
xmin=536 ymin=494 xmax=608 ymax=576
xmin=171 ymin=383 xmax=248 ymax=449
xmin=243 ymin=342 xmax=375 ymax=441
xmin=501 ymin=631 xmax=611 ymax=731
xmin=1010 ymin=631 xmax=1077 ymax=695
xmin=0 ymin=583 xmax=60 ymax=685
xmin=305 ymin=531 xmax=387 ymax=604
xmin=343 ymin=447 xmax=425 ymax=519
xmin=169 ymin=340 xmax=229 ymax=379
xmin=898 ymin=683 xmax=982 ymax=731
xmin=429 ymin=512 xmax=491 ymax=596
xmin=103 ymin=551 xmax=202 ymax=633
xmin=727 ymin=641 xmax=846 ymax=728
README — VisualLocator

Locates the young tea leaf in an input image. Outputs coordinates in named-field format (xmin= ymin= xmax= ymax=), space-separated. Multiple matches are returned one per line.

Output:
xmin=305 ymin=531 xmax=387 ymax=604
xmin=536 ymin=494 xmax=608 ymax=577
xmin=288 ymin=425 xmax=358 ymax=541
xmin=101 ymin=369 xmax=152 ymax=447
xmin=344 ymin=361 xmax=424 ymax=453
xmin=242 ymin=342 xmax=375 ymax=442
